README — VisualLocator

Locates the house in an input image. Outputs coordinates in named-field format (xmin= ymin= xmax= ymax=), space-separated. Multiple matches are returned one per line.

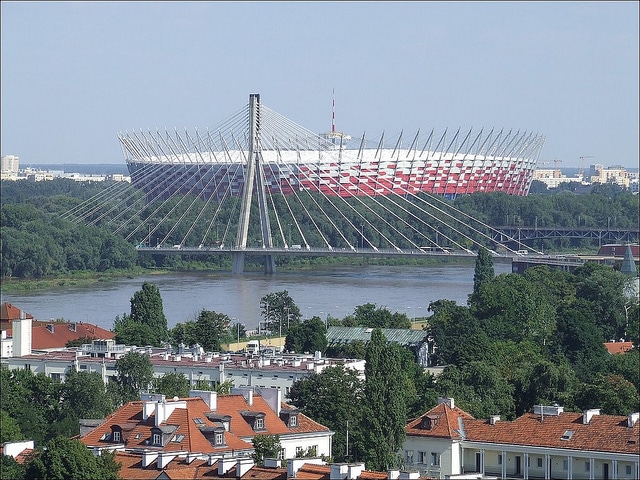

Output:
xmin=603 ymin=341 xmax=634 ymax=355
xmin=81 ymin=388 xmax=333 ymax=462
xmin=2 ymin=440 xmax=35 ymax=464
xmin=403 ymin=397 xmax=640 ymax=479
xmin=1 ymin=302 xmax=115 ymax=358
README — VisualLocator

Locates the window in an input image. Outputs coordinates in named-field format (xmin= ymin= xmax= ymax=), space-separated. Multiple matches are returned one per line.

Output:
xmin=112 ymin=431 xmax=121 ymax=442
xmin=562 ymin=460 xmax=568 ymax=471
xmin=431 ymin=453 xmax=440 ymax=466
xmin=255 ymin=418 xmax=264 ymax=430
xmin=279 ymin=448 xmax=286 ymax=460
xmin=289 ymin=415 xmax=297 ymax=427
xmin=537 ymin=458 xmax=543 ymax=468
xmin=171 ymin=434 xmax=185 ymax=443
xmin=99 ymin=433 xmax=112 ymax=441
xmin=406 ymin=450 xmax=414 ymax=464
xmin=418 ymin=452 xmax=426 ymax=464
xmin=134 ymin=433 xmax=142 ymax=440
xmin=193 ymin=418 xmax=204 ymax=425
xmin=153 ymin=433 xmax=161 ymax=445
xmin=498 ymin=454 xmax=502 ymax=465
xmin=585 ymin=462 xmax=590 ymax=472
xmin=50 ymin=373 xmax=61 ymax=381
xmin=296 ymin=446 xmax=304 ymax=457
xmin=215 ymin=432 xmax=224 ymax=445
xmin=561 ymin=430 xmax=574 ymax=440
xmin=626 ymin=466 xmax=632 ymax=475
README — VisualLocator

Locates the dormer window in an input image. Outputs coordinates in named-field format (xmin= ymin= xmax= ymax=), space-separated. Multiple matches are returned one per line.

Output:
xmin=279 ymin=408 xmax=299 ymax=428
xmin=421 ymin=414 xmax=440 ymax=430
xmin=201 ymin=426 xmax=226 ymax=447
xmin=561 ymin=430 xmax=574 ymax=441
xmin=153 ymin=433 xmax=161 ymax=445
xmin=240 ymin=411 xmax=266 ymax=431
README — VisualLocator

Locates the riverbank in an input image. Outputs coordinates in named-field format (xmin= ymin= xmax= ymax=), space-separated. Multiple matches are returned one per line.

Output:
xmin=0 ymin=256 xmax=473 ymax=294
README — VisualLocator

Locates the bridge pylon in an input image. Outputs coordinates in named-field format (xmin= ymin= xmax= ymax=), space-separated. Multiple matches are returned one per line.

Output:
xmin=232 ymin=93 xmax=276 ymax=274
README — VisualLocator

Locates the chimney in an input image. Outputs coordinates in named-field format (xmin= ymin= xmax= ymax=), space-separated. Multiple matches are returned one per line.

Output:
xmin=260 ymin=387 xmax=282 ymax=417
xmin=347 ymin=463 xmax=365 ymax=479
xmin=288 ymin=458 xmax=324 ymax=478
xmin=264 ymin=458 xmax=280 ymax=468
xmin=437 ymin=396 xmax=454 ymax=410
xmin=218 ymin=457 xmax=237 ymax=475
xmin=12 ymin=318 xmax=32 ymax=357
xmin=236 ymin=457 xmax=255 ymax=478
xmin=489 ymin=415 xmax=500 ymax=425
xmin=190 ymin=390 xmax=217 ymax=410
xmin=399 ymin=472 xmax=420 ymax=480
xmin=582 ymin=409 xmax=600 ymax=424
xmin=142 ymin=450 xmax=158 ymax=468
xmin=231 ymin=387 xmax=253 ymax=406
xmin=628 ymin=412 xmax=639 ymax=427
xmin=330 ymin=463 xmax=349 ymax=479
xmin=158 ymin=451 xmax=184 ymax=469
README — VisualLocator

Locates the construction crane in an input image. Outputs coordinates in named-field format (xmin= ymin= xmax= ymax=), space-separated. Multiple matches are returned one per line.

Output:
xmin=578 ymin=156 xmax=595 ymax=177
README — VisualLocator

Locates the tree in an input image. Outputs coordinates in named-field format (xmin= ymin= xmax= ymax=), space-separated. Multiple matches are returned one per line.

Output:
xmin=0 ymin=409 xmax=22 ymax=443
xmin=194 ymin=309 xmax=231 ymax=352
xmin=251 ymin=434 xmax=281 ymax=466
xmin=127 ymin=282 xmax=169 ymax=346
xmin=289 ymin=365 xmax=364 ymax=463
xmin=260 ymin=291 xmax=302 ymax=335
xmin=62 ymin=370 xmax=114 ymax=420
xmin=284 ymin=316 xmax=327 ymax=353
xmin=24 ymin=436 xmax=121 ymax=480
xmin=114 ymin=313 xmax=158 ymax=347
xmin=574 ymin=374 xmax=639 ymax=415
xmin=0 ymin=454 xmax=25 ymax=480
xmin=153 ymin=372 xmax=190 ymax=399
xmin=360 ymin=328 xmax=407 ymax=471
xmin=113 ymin=351 xmax=154 ymax=403
xmin=348 ymin=303 xmax=410 ymax=329
xmin=572 ymin=263 xmax=629 ymax=341
xmin=435 ymin=362 xmax=516 ymax=420
xmin=470 ymin=246 xmax=494 ymax=303
xmin=427 ymin=300 xmax=490 ymax=366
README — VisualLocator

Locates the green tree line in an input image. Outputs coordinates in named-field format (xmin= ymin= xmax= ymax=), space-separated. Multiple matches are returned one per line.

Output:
xmin=2 ymin=178 xmax=638 ymax=278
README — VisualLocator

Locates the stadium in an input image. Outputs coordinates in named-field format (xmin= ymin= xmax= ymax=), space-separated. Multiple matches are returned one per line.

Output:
xmin=119 ymin=96 xmax=545 ymax=201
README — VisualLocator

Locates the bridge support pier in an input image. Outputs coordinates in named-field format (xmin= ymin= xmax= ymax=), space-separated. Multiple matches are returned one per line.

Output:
xmin=232 ymin=253 xmax=245 ymax=274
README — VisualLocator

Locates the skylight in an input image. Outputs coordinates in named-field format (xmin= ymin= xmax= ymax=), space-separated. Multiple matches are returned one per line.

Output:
xmin=561 ymin=430 xmax=574 ymax=440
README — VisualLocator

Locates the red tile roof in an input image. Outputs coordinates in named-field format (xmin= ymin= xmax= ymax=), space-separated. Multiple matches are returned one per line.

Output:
xmin=0 ymin=302 xmax=33 ymax=324
xmin=604 ymin=341 xmax=634 ymax=355
xmin=6 ymin=320 xmax=115 ymax=350
xmin=81 ymin=393 xmax=329 ymax=458
xmin=407 ymin=403 xmax=639 ymax=455
xmin=406 ymin=402 xmax=474 ymax=440
xmin=463 ymin=412 xmax=639 ymax=454
xmin=81 ymin=397 xmax=253 ymax=454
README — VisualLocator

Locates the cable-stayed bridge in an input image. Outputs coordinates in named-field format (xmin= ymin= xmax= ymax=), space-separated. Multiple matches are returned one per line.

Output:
xmin=63 ymin=94 xmax=557 ymax=273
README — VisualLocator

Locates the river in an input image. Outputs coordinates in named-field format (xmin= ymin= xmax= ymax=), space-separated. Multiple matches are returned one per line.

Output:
xmin=1 ymin=263 xmax=511 ymax=332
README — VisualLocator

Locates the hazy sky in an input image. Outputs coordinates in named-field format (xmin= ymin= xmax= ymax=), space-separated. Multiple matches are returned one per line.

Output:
xmin=2 ymin=1 xmax=638 ymax=168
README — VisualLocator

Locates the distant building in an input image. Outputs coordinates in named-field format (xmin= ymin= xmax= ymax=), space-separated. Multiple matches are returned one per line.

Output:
xmin=603 ymin=341 xmax=634 ymax=355
xmin=403 ymin=397 xmax=639 ymax=479
xmin=588 ymin=164 xmax=630 ymax=189
xmin=0 ymin=154 xmax=19 ymax=179
xmin=533 ymin=168 xmax=575 ymax=189
xmin=326 ymin=326 xmax=432 ymax=366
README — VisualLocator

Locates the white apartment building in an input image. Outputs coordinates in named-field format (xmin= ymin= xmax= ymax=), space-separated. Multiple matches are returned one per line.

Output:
xmin=403 ymin=397 xmax=639 ymax=480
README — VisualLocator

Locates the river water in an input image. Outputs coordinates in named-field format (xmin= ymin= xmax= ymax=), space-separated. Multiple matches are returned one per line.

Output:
xmin=1 ymin=263 xmax=511 ymax=332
